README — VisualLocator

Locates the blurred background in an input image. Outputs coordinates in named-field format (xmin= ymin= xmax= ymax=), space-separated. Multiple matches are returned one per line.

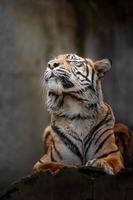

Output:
xmin=0 ymin=0 xmax=133 ymax=194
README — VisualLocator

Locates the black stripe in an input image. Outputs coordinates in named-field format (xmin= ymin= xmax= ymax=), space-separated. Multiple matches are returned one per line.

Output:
xmin=69 ymin=90 xmax=83 ymax=95
xmin=94 ymin=128 xmax=113 ymax=145
xmin=87 ymin=85 xmax=95 ymax=92
xmin=95 ymin=133 xmax=114 ymax=154
xmin=61 ymin=78 xmax=74 ymax=88
xmin=53 ymin=142 xmax=63 ymax=160
xmin=85 ymin=117 xmax=112 ymax=155
xmin=55 ymin=69 xmax=69 ymax=75
xmin=97 ymin=149 xmax=119 ymax=159
xmin=72 ymin=69 xmax=95 ymax=92
xmin=91 ymin=69 xmax=95 ymax=87
xmin=51 ymin=149 xmax=56 ymax=162
xmin=84 ymin=110 xmax=111 ymax=156
xmin=80 ymin=79 xmax=88 ymax=83
xmin=67 ymin=85 xmax=90 ymax=94
xmin=88 ymin=103 xmax=97 ymax=109
xmin=68 ymin=93 xmax=84 ymax=101
xmin=51 ymin=125 xmax=83 ymax=163
xmin=59 ymin=113 xmax=91 ymax=120
xmin=39 ymin=159 xmax=44 ymax=164
xmin=84 ymin=109 xmax=111 ymax=146
xmin=64 ymin=92 xmax=88 ymax=102
xmin=57 ymin=96 xmax=64 ymax=108
xmin=48 ymin=92 xmax=64 ymax=108
xmin=48 ymin=91 xmax=58 ymax=96
xmin=115 ymin=133 xmax=128 ymax=154
xmin=76 ymin=71 xmax=91 ymax=83
xmin=49 ymin=93 xmax=60 ymax=104
xmin=55 ymin=95 xmax=60 ymax=103
xmin=115 ymin=133 xmax=129 ymax=163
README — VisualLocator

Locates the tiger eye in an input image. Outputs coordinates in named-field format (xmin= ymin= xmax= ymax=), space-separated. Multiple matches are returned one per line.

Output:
xmin=76 ymin=63 xmax=83 ymax=67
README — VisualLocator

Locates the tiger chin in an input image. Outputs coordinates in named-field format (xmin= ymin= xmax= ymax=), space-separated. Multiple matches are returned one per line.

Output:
xmin=33 ymin=54 xmax=133 ymax=175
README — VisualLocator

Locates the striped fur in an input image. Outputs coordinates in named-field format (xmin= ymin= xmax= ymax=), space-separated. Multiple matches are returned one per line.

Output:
xmin=33 ymin=54 xmax=132 ymax=175
xmin=114 ymin=124 xmax=133 ymax=170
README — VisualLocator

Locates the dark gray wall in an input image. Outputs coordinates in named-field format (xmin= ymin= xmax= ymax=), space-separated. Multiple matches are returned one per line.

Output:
xmin=83 ymin=1 xmax=133 ymax=127
xmin=0 ymin=0 xmax=76 ymax=191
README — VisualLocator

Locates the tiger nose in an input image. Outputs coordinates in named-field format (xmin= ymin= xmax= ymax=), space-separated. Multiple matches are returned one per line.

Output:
xmin=48 ymin=62 xmax=59 ymax=69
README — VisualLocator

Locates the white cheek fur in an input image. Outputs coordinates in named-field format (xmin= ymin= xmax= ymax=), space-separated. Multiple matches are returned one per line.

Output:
xmin=47 ymin=78 xmax=63 ymax=95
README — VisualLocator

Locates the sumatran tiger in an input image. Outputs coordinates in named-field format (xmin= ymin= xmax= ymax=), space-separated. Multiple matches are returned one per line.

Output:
xmin=33 ymin=54 xmax=133 ymax=175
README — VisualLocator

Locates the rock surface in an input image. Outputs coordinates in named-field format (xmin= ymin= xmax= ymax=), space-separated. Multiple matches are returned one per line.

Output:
xmin=1 ymin=167 xmax=133 ymax=200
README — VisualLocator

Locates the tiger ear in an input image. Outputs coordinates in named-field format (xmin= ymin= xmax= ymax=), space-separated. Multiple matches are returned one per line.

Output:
xmin=94 ymin=59 xmax=112 ymax=78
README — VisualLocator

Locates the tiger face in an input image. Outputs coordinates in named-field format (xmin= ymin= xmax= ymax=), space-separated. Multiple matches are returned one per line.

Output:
xmin=44 ymin=53 xmax=111 ymax=97
xmin=44 ymin=54 xmax=111 ymax=117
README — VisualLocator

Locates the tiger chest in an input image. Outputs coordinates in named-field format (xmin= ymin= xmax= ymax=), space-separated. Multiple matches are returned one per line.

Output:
xmin=52 ymin=118 xmax=96 ymax=165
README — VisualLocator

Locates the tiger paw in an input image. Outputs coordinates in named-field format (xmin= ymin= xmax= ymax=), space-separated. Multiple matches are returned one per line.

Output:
xmin=32 ymin=161 xmax=65 ymax=174
xmin=86 ymin=158 xmax=114 ymax=175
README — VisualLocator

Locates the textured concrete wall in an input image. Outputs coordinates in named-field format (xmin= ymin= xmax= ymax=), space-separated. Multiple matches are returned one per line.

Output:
xmin=84 ymin=1 xmax=133 ymax=127
xmin=0 ymin=0 xmax=76 ymax=191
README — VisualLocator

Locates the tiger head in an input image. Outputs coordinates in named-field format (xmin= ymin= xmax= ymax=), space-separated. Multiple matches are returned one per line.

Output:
xmin=44 ymin=54 xmax=111 ymax=117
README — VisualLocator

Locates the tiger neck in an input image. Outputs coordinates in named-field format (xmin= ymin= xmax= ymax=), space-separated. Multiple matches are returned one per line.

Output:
xmin=47 ymin=91 xmax=104 ymax=119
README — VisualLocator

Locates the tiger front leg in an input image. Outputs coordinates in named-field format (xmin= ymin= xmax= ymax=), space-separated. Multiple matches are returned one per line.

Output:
xmin=86 ymin=158 xmax=114 ymax=175
xmin=32 ymin=154 xmax=65 ymax=173
xmin=86 ymin=151 xmax=124 ymax=175
xmin=32 ymin=127 xmax=77 ymax=174
xmin=32 ymin=153 xmax=78 ymax=174
xmin=32 ymin=128 xmax=66 ymax=173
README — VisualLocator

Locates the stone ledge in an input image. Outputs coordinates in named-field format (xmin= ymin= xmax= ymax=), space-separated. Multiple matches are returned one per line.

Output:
xmin=1 ymin=167 xmax=133 ymax=200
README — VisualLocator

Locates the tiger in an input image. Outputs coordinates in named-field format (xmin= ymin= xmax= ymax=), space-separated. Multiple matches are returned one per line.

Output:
xmin=33 ymin=53 xmax=133 ymax=175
